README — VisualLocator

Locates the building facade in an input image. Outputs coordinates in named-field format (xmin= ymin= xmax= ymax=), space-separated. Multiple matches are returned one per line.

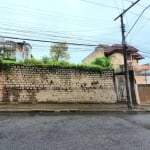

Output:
xmin=82 ymin=44 xmax=144 ymax=74
xmin=0 ymin=40 xmax=32 ymax=61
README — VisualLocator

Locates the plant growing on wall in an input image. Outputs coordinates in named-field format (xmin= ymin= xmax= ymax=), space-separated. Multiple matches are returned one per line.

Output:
xmin=91 ymin=57 xmax=112 ymax=69
xmin=50 ymin=42 xmax=70 ymax=62
xmin=42 ymin=56 xmax=49 ymax=64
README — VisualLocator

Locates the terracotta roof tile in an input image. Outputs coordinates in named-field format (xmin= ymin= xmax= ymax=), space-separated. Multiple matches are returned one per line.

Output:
xmin=104 ymin=44 xmax=138 ymax=54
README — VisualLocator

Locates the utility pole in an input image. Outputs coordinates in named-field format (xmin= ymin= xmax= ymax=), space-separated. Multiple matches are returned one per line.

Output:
xmin=114 ymin=0 xmax=140 ymax=109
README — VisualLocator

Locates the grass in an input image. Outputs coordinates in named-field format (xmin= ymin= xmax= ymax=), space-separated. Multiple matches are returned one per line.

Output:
xmin=1 ymin=59 xmax=16 ymax=64
xmin=0 ymin=58 xmax=113 ymax=71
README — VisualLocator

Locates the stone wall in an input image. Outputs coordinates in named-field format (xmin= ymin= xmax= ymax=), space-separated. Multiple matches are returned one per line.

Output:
xmin=0 ymin=64 xmax=117 ymax=103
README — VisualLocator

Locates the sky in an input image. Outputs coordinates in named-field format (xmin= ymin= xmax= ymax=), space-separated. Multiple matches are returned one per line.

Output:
xmin=0 ymin=0 xmax=150 ymax=64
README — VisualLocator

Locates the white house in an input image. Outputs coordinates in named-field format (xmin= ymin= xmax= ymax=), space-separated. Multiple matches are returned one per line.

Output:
xmin=0 ymin=40 xmax=32 ymax=62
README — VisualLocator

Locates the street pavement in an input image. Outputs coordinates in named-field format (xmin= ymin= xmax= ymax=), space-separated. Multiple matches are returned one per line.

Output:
xmin=0 ymin=113 xmax=150 ymax=150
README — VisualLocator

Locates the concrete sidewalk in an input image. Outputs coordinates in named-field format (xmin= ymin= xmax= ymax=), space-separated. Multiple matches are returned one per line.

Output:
xmin=0 ymin=103 xmax=149 ymax=113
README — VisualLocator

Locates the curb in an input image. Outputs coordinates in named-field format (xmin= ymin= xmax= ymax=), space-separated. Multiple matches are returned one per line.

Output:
xmin=0 ymin=108 xmax=150 ymax=114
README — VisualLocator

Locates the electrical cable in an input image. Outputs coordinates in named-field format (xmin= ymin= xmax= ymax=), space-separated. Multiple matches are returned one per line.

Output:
xmin=126 ymin=5 xmax=150 ymax=37
xmin=0 ymin=35 xmax=98 ymax=47
xmin=0 ymin=27 xmax=99 ymax=43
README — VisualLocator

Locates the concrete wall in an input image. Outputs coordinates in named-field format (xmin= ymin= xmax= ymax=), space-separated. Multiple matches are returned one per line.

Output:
xmin=109 ymin=53 xmax=124 ymax=73
xmin=0 ymin=64 xmax=117 ymax=103
xmin=135 ymin=76 xmax=147 ymax=84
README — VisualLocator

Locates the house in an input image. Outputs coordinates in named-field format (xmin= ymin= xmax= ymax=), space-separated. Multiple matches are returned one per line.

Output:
xmin=82 ymin=44 xmax=144 ymax=73
xmin=0 ymin=40 xmax=16 ymax=59
xmin=0 ymin=40 xmax=32 ymax=62
xmin=16 ymin=41 xmax=32 ymax=62
xmin=82 ymin=44 xmax=149 ymax=104
xmin=133 ymin=64 xmax=150 ymax=85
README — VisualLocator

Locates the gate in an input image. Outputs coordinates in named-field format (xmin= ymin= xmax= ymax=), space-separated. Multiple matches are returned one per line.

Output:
xmin=115 ymin=71 xmax=137 ymax=104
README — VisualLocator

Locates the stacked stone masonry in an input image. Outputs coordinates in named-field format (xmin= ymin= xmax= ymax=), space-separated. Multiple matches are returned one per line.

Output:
xmin=0 ymin=64 xmax=117 ymax=103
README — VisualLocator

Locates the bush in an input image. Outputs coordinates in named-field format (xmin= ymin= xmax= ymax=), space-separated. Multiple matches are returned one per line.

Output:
xmin=42 ymin=56 xmax=49 ymax=64
xmin=91 ymin=57 xmax=112 ymax=69
xmin=21 ymin=58 xmax=44 ymax=65
xmin=1 ymin=58 xmax=112 ymax=72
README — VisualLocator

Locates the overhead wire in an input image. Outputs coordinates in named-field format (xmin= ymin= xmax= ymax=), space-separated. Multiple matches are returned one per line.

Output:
xmin=1 ymin=0 xmax=150 ymax=23
xmin=126 ymin=5 xmax=150 ymax=37
xmin=0 ymin=21 xmax=109 ymax=39
xmin=80 ymin=0 xmax=150 ymax=21
xmin=0 ymin=22 xmax=101 ymax=37
xmin=0 ymin=20 xmax=107 ymax=44
xmin=0 ymin=35 xmax=98 ymax=47
xmin=123 ymin=0 xmax=149 ymax=9
xmin=1 ymin=0 xmax=150 ymax=25
xmin=1 ymin=0 xmax=150 ymax=56
xmin=0 ymin=5 xmax=97 ymax=23
xmin=1 ymin=0 xmax=150 ymax=35
xmin=0 ymin=5 xmax=108 ymax=28
xmin=0 ymin=27 xmax=100 ymax=43
xmin=114 ymin=0 xmax=121 ymax=13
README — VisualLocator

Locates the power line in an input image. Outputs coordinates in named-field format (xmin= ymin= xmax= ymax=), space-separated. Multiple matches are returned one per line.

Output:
xmin=123 ymin=0 xmax=149 ymax=9
xmin=0 ymin=5 xmax=101 ymax=24
xmin=0 ymin=5 xmax=107 ymax=27
xmin=0 ymin=35 xmax=98 ymax=47
xmin=140 ymin=51 xmax=150 ymax=55
xmin=0 ymin=20 xmax=108 ymax=41
xmin=80 ymin=0 xmax=118 ymax=9
xmin=1 ymin=0 xmax=150 ymax=24
xmin=80 ymin=0 xmax=150 ymax=21
xmin=0 ymin=27 xmax=99 ymax=43
xmin=32 ymin=43 xmax=93 ymax=50
xmin=0 ymin=18 xmax=112 ymax=37
xmin=114 ymin=0 xmax=121 ymax=13
xmin=126 ymin=5 xmax=150 ymax=37
xmin=0 ymin=22 xmax=101 ymax=37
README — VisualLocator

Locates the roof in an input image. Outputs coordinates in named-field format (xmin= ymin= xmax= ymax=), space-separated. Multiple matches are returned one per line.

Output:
xmin=104 ymin=44 xmax=143 ymax=60
xmin=82 ymin=44 xmax=144 ymax=63
xmin=17 ymin=42 xmax=32 ymax=49
xmin=104 ymin=44 xmax=138 ymax=55
xmin=131 ymin=53 xmax=144 ymax=60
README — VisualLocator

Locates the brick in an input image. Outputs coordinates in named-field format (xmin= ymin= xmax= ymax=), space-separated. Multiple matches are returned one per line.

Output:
xmin=0 ymin=65 xmax=117 ymax=103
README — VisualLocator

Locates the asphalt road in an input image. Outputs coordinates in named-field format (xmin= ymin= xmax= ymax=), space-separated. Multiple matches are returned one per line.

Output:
xmin=0 ymin=113 xmax=150 ymax=150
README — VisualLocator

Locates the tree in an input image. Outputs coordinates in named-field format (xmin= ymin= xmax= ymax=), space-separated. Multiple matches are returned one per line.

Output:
xmin=91 ymin=57 xmax=112 ymax=69
xmin=50 ymin=42 xmax=70 ymax=62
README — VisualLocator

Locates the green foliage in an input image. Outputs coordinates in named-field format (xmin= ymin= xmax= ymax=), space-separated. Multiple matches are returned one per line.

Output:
xmin=50 ymin=42 xmax=70 ymax=62
xmin=91 ymin=57 xmax=112 ymax=69
xmin=42 ymin=56 xmax=49 ymax=64
xmin=0 ymin=58 xmax=112 ymax=72
xmin=1 ymin=58 xmax=16 ymax=64
xmin=16 ymin=58 xmax=44 ymax=65
xmin=0 ymin=54 xmax=4 ymax=61
xmin=25 ymin=58 xmax=44 ymax=65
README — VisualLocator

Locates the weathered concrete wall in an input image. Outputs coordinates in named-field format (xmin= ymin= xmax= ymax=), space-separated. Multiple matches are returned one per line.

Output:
xmin=0 ymin=64 xmax=117 ymax=103
xmin=109 ymin=53 xmax=124 ymax=73
xmin=135 ymin=76 xmax=147 ymax=84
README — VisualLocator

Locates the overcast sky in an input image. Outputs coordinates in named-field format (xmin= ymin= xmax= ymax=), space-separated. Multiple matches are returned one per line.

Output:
xmin=0 ymin=0 xmax=150 ymax=64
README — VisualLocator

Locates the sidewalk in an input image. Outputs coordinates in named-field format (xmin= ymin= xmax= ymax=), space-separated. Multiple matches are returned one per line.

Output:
xmin=0 ymin=103 xmax=149 ymax=113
